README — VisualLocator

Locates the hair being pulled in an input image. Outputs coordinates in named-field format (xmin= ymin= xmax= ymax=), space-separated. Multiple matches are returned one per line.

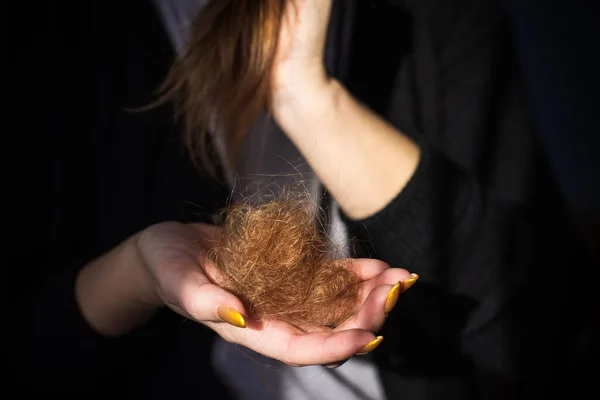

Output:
xmin=156 ymin=0 xmax=291 ymax=171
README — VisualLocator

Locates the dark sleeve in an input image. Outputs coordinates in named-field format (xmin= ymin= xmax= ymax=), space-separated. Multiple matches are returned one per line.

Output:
xmin=339 ymin=0 xmax=547 ymax=386
xmin=19 ymin=265 xmax=127 ymax=368
xmin=341 ymin=139 xmax=589 ymax=393
xmin=341 ymin=142 xmax=507 ymax=338
xmin=14 ymin=261 xmax=168 ymax=393
xmin=342 ymin=143 xmax=481 ymax=275
xmin=340 ymin=143 xmax=486 ymax=382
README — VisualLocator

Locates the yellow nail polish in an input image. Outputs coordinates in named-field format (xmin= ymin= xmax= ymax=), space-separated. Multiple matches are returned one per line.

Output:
xmin=217 ymin=306 xmax=246 ymax=328
xmin=356 ymin=336 xmax=384 ymax=355
xmin=400 ymin=273 xmax=419 ymax=293
xmin=384 ymin=282 xmax=402 ymax=314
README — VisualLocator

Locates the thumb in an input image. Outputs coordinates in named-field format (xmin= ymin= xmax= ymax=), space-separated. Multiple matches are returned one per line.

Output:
xmin=192 ymin=284 xmax=248 ymax=329
xmin=166 ymin=267 xmax=248 ymax=329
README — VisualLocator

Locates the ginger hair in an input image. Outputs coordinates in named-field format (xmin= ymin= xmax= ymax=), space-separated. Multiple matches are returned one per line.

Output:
xmin=156 ymin=0 xmax=291 ymax=171
xmin=208 ymin=191 xmax=361 ymax=331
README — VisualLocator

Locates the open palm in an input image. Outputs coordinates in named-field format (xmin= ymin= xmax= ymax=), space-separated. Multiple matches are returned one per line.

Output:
xmin=136 ymin=221 xmax=414 ymax=366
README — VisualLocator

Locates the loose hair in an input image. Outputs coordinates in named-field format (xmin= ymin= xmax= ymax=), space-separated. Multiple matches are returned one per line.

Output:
xmin=208 ymin=191 xmax=360 ymax=331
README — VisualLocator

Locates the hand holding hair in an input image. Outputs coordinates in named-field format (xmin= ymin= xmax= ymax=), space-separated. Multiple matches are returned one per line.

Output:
xmin=132 ymin=0 xmax=423 ymax=366
xmin=76 ymin=220 xmax=417 ymax=366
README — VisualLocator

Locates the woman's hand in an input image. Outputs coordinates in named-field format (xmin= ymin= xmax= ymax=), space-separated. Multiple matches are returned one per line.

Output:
xmin=77 ymin=221 xmax=416 ymax=366
xmin=272 ymin=0 xmax=333 ymax=108
xmin=271 ymin=0 xmax=421 ymax=220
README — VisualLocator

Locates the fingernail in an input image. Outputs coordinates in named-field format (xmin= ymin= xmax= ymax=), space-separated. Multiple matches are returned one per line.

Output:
xmin=356 ymin=336 xmax=384 ymax=355
xmin=217 ymin=306 xmax=246 ymax=328
xmin=400 ymin=273 xmax=419 ymax=293
xmin=384 ymin=282 xmax=402 ymax=314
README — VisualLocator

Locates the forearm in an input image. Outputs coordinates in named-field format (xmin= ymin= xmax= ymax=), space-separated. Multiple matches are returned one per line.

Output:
xmin=76 ymin=234 xmax=159 ymax=337
xmin=273 ymin=79 xmax=421 ymax=220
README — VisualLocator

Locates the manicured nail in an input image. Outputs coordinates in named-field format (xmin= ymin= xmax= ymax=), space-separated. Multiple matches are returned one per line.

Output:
xmin=356 ymin=336 xmax=384 ymax=355
xmin=384 ymin=282 xmax=402 ymax=314
xmin=400 ymin=273 xmax=419 ymax=293
xmin=217 ymin=306 xmax=246 ymax=328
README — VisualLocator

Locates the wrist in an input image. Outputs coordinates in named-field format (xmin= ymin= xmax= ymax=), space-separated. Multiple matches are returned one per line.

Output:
xmin=118 ymin=234 xmax=161 ymax=306
xmin=272 ymin=73 xmax=344 ymax=136
xmin=270 ymin=71 xmax=421 ymax=220
xmin=76 ymin=234 xmax=159 ymax=337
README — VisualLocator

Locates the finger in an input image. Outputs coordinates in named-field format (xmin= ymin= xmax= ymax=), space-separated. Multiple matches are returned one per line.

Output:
xmin=335 ymin=283 xmax=392 ymax=332
xmin=336 ymin=271 xmax=418 ymax=331
xmin=355 ymin=284 xmax=395 ymax=332
xmin=166 ymin=267 xmax=248 ymax=329
xmin=221 ymin=319 xmax=383 ymax=366
xmin=360 ymin=267 xmax=414 ymax=294
xmin=350 ymin=259 xmax=391 ymax=281
xmin=351 ymin=258 xmax=410 ymax=282
xmin=281 ymin=329 xmax=381 ymax=366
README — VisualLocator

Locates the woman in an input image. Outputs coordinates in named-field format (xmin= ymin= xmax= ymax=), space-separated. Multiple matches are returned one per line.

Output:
xmin=14 ymin=0 xmax=411 ymax=396
xmin=13 ymin=0 xmax=592 ymax=398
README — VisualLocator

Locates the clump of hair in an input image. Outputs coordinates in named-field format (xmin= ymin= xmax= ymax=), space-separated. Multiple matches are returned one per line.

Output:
xmin=208 ymin=191 xmax=361 ymax=331
xmin=155 ymin=0 xmax=291 ymax=171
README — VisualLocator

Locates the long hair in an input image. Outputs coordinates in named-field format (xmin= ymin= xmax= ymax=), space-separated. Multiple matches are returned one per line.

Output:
xmin=155 ymin=0 xmax=290 ymax=172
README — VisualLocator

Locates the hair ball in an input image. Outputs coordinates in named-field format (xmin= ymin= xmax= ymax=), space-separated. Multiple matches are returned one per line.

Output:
xmin=208 ymin=191 xmax=361 ymax=331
